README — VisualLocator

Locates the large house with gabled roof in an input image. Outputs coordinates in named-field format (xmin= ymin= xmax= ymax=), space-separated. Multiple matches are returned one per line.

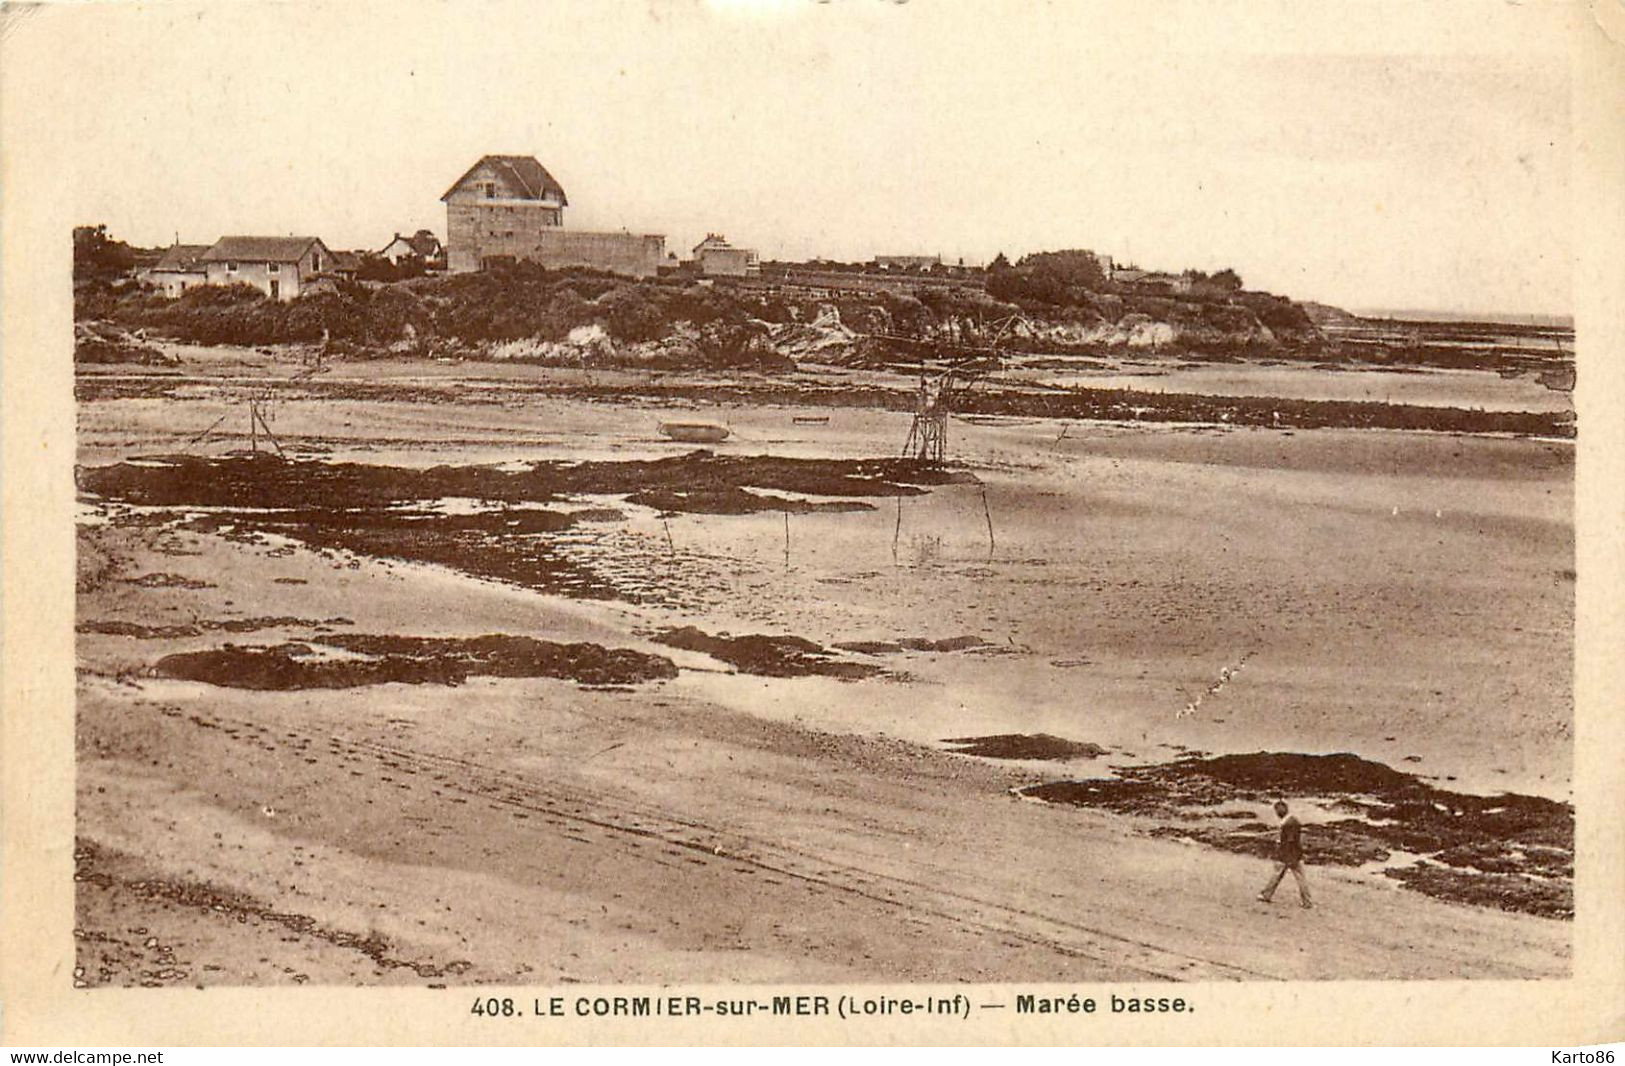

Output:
xmin=199 ymin=236 xmax=336 ymax=301
xmin=441 ymin=154 xmax=664 ymax=277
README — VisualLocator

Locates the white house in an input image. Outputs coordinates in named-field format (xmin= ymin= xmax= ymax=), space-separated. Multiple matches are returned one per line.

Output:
xmin=378 ymin=229 xmax=444 ymax=265
xmin=142 ymin=243 xmax=210 ymax=298
xmin=199 ymin=236 xmax=336 ymax=301
xmin=691 ymin=234 xmax=760 ymax=278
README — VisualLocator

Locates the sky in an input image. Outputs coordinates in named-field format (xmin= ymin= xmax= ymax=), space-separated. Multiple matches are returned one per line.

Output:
xmin=23 ymin=0 xmax=1576 ymax=315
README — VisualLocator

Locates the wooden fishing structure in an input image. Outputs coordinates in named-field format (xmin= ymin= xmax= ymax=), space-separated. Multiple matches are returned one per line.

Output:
xmin=890 ymin=313 xmax=1023 ymax=465
xmin=184 ymin=362 xmax=328 ymax=456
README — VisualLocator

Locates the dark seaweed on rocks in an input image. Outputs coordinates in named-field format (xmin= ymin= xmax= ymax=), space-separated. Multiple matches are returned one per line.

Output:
xmin=1148 ymin=823 xmax=1394 ymax=867
xmin=79 ymin=615 xmax=351 ymax=639
xmin=127 ymin=572 xmax=216 ymax=589
xmin=652 ymin=626 xmax=883 ymax=680
xmin=1022 ymin=751 xmax=1573 ymax=919
xmin=1384 ymin=862 xmax=1572 ymax=920
xmin=78 ymin=452 xmax=966 ymax=606
xmin=941 ymin=734 xmax=1107 ymax=760
xmin=153 ymin=634 xmax=678 ymax=689
xmin=74 ymin=375 xmax=1577 ymax=437
xmin=77 ymin=451 xmax=970 ymax=514
xmin=836 ymin=635 xmax=989 ymax=654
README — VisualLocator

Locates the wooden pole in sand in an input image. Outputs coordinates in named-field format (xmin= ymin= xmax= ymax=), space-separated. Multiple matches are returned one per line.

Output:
xmin=252 ymin=403 xmax=286 ymax=459
xmin=980 ymin=482 xmax=995 ymax=557
xmin=783 ymin=511 xmax=791 ymax=568
xmin=892 ymin=494 xmax=903 ymax=563
xmin=185 ymin=412 xmax=230 ymax=452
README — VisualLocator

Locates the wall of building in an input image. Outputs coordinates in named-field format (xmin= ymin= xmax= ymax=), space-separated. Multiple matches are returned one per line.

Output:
xmin=445 ymin=201 xmax=568 ymax=273
xmin=200 ymin=243 xmax=331 ymax=301
xmin=144 ymin=270 xmax=208 ymax=298
xmin=204 ymin=261 xmax=301 ymax=300
xmin=696 ymin=247 xmax=758 ymax=277
xmin=380 ymin=239 xmax=416 ymax=264
xmin=749 ymin=267 xmax=986 ymax=297
xmin=447 ymin=204 xmax=663 ymax=277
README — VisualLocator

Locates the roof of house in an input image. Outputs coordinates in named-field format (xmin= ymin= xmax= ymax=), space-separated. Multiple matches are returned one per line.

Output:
xmin=693 ymin=234 xmax=740 ymax=254
xmin=151 ymin=244 xmax=210 ymax=273
xmin=383 ymin=230 xmax=443 ymax=257
xmin=330 ymin=250 xmax=362 ymax=271
xmin=441 ymin=155 xmax=569 ymax=205
xmin=201 ymin=236 xmax=325 ymax=263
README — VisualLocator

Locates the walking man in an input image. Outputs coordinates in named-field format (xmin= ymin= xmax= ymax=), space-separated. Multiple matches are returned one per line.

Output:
xmin=1258 ymin=800 xmax=1313 ymax=908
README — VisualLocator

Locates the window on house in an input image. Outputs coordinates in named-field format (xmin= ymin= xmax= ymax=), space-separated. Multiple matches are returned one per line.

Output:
xmin=227 ymin=261 xmax=238 ymax=271
xmin=485 ymin=182 xmax=496 ymax=198
xmin=268 ymin=262 xmax=279 ymax=274
xmin=312 ymin=253 xmax=321 ymax=271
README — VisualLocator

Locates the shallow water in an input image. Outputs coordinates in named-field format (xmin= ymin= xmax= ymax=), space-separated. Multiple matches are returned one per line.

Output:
xmin=1014 ymin=362 xmax=1571 ymax=413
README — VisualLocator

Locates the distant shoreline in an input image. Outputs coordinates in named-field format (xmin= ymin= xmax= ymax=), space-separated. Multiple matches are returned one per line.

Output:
xmin=1352 ymin=307 xmax=1574 ymax=329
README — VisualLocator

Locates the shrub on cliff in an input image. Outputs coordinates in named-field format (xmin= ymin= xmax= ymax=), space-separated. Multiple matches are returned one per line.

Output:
xmin=141 ymin=284 xmax=282 ymax=345
xmin=986 ymin=249 xmax=1109 ymax=308
xmin=279 ymin=291 xmax=366 ymax=343
xmin=598 ymin=285 xmax=669 ymax=343
xmin=359 ymin=285 xmax=432 ymax=343
xmin=1236 ymin=290 xmax=1314 ymax=334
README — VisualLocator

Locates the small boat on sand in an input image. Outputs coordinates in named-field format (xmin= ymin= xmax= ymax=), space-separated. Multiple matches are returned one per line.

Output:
xmin=659 ymin=420 xmax=731 ymax=443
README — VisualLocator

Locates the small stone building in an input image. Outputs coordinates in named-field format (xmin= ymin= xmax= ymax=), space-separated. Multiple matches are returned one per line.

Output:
xmin=142 ymin=244 xmax=210 ymax=298
xmin=692 ymin=234 xmax=760 ymax=278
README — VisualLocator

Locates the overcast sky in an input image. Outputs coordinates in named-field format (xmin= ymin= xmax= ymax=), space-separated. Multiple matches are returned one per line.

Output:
xmin=35 ymin=0 xmax=1574 ymax=315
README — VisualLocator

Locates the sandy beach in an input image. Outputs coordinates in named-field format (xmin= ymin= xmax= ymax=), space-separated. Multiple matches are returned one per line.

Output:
xmin=72 ymin=348 xmax=1574 ymax=987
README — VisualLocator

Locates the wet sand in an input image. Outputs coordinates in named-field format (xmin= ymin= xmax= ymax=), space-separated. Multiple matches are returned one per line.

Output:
xmin=74 ymin=353 xmax=1573 ymax=984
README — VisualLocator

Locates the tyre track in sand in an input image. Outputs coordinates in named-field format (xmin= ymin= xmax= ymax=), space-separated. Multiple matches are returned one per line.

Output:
xmin=154 ymin=699 xmax=1273 ymax=981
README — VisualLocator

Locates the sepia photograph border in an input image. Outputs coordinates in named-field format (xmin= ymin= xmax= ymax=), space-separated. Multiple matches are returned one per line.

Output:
xmin=3 ymin=0 xmax=1623 ymax=1046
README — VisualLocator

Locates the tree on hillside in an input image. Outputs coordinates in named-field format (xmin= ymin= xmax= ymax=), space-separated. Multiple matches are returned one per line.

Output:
xmin=984 ymin=249 xmax=1109 ymax=307
xmin=1015 ymin=250 xmax=1108 ymax=291
xmin=1180 ymin=267 xmax=1245 ymax=295
xmin=988 ymin=252 xmax=1011 ymax=272
xmin=73 ymin=224 xmax=136 ymax=281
